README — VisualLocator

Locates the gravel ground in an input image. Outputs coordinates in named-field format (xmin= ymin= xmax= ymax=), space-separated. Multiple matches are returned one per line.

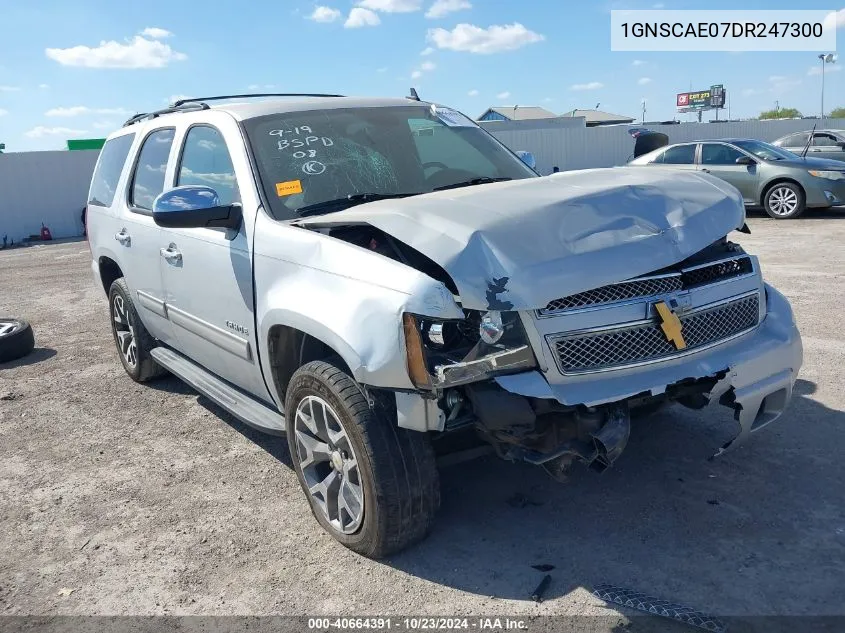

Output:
xmin=1 ymin=210 xmax=843 ymax=625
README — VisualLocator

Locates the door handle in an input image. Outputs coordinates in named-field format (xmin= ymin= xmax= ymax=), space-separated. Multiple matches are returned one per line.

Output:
xmin=114 ymin=229 xmax=131 ymax=246
xmin=159 ymin=244 xmax=182 ymax=263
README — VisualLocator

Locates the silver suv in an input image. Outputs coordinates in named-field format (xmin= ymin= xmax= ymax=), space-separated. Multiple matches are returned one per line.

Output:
xmin=86 ymin=93 xmax=803 ymax=558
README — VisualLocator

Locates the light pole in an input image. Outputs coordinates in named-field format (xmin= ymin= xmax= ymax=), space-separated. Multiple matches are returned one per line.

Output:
xmin=818 ymin=53 xmax=837 ymax=119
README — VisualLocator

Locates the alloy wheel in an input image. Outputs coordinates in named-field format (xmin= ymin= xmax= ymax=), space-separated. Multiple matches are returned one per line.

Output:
xmin=294 ymin=395 xmax=364 ymax=534
xmin=112 ymin=295 xmax=138 ymax=368
xmin=768 ymin=186 xmax=799 ymax=217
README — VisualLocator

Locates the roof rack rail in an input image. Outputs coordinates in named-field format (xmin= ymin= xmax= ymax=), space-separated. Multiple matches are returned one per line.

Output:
xmin=172 ymin=93 xmax=346 ymax=107
xmin=122 ymin=102 xmax=209 ymax=128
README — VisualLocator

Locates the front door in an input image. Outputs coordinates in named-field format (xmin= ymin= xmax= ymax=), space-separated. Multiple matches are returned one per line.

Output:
xmin=699 ymin=143 xmax=759 ymax=204
xmin=808 ymin=132 xmax=845 ymax=162
xmin=158 ymin=122 xmax=271 ymax=402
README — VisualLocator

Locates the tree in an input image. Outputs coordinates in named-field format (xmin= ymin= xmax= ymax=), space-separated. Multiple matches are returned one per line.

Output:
xmin=759 ymin=107 xmax=802 ymax=120
xmin=828 ymin=107 xmax=845 ymax=119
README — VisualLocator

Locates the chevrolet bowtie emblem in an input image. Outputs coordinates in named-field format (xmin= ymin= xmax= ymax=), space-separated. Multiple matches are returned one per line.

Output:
xmin=655 ymin=301 xmax=687 ymax=350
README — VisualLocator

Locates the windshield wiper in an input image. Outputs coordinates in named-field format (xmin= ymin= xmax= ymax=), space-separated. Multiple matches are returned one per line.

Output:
xmin=433 ymin=177 xmax=512 ymax=191
xmin=296 ymin=192 xmax=421 ymax=218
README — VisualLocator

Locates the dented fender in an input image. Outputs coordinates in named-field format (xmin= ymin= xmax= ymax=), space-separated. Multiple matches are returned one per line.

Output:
xmin=253 ymin=212 xmax=463 ymax=403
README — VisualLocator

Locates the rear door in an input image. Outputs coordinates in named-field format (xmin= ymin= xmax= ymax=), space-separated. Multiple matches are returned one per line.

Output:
xmin=649 ymin=143 xmax=698 ymax=172
xmin=775 ymin=132 xmax=810 ymax=155
xmin=112 ymin=127 xmax=178 ymax=346
xmin=699 ymin=143 xmax=759 ymax=204
xmin=808 ymin=132 xmax=845 ymax=162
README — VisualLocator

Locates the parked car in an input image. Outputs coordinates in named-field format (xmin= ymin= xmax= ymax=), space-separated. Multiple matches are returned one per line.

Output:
xmin=86 ymin=94 xmax=802 ymax=558
xmin=629 ymin=138 xmax=845 ymax=219
xmin=772 ymin=129 xmax=845 ymax=162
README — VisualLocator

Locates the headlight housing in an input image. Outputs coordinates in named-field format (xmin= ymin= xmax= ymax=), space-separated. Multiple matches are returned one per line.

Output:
xmin=403 ymin=310 xmax=537 ymax=389
xmin=808 ymin=170 xmax=845 ymax=180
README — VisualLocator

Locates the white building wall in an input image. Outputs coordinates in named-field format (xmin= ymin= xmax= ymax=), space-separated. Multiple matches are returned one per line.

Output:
xmin=0 ymin=150 xmax=100 ymax=244
xmin=481 ymin=118 xmax=845 ymax=176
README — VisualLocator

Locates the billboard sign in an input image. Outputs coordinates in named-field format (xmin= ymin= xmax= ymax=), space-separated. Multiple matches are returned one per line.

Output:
xmin=676 ymin=85 xmax=726 ymax=113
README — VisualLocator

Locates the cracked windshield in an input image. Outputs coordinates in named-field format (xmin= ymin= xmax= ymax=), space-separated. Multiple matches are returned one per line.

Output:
xmin=243 ymin=105 xmax=536 ymax=220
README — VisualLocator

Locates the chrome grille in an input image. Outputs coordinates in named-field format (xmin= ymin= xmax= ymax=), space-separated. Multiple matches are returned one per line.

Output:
xmin=550 ymin=294 xmax=760 ymax=374
xmin=682 ymin=257 xmax=753 ymax=288
xmin=541 ymin=276 xmax=683 ymax=313
xmin=540 ymin=256 xmax=753 ymax=315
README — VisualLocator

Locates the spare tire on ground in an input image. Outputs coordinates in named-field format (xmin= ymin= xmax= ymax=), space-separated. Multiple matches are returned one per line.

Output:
xmin=0 ymin=318 xmax=36 ymax=363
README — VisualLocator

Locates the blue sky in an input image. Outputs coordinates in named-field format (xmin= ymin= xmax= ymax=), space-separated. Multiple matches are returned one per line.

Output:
xmin=1 ymin=0 xmax=844 ymax=152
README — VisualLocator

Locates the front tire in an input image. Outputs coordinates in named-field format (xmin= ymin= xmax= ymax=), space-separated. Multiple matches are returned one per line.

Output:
xmin=285 ymin=360 xmax=440 ymax=559
xmin=108 ymin=278 xmax=167 ymax=382
xmin=764 ymin=182 xmax=805 ymax=219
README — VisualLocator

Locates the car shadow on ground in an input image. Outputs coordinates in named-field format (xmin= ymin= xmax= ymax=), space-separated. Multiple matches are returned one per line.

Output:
xmin=146 ymin=375 xmax=294 ymax=468
xmin=0 ymin=347 xmax=57 ymax=371
xmin=145 ymin=375 xmax=843 ymax=613
xmin=746 ymin=206 xmax=845 ymax=220
xmin=381 ymin=379 xmax=844 ymax=611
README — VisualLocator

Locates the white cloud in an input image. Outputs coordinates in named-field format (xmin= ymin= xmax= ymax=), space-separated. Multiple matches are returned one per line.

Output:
xmin=808 ymin=64 xmax=842 ymax=76
xmin=308 ymin=6 xmax=342 ymax=22
xmin=637 ymin=77 xmax=652 ymax=85
xmin=411 ymin=70 xmax=423 ymax=79
xmin=25 ymin=126 xmax=87 ymax=138
xmin=420 ymin=60 xmax=436 ymax=71
xmin=496 ymin=91 xmax=511 ymax=99
xmin=420 ymin=46 xmax=435 ymax=56
xmin=0 ymin=85 xmax=21 ymax=92
xmin=468 ymin=89 xmax=479 ymax=96
xmin=426 ymin=0 xmax=471 ymax=19
xmin=823 ymin=9 xmax=845 ymax=30
xmin=92 ymin=121 xmax=116 ymax=129
xmin=632 ymin=59 xmax=645 ymax=66
xmin=45 ymin=106 xmax=131 ymax=117
xmin=39 ymin=83 xmax=49 ymax=89
xmin=358 ymin=0 xmax=422 ymax=12
xmin=571 ymin=82 xmax=604 ymax=91
xmin=0 ymin=109 xmax=8 ymax=116
xmin=345 ymin=7 xmax=381 ymax=27
xmin=140 ymin=27 xmax=172 ymax=39
xmin=45 ymin=34 xmax=187 ymax=68
xmin=427 ymin=22 xmax=544 ymax=54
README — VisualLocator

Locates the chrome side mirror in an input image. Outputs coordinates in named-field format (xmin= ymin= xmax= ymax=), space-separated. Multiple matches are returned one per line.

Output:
xmin=152 ymin=185 xmax=242 ymax=231
xmin=515 ymin=150 xmax=537 ymax=170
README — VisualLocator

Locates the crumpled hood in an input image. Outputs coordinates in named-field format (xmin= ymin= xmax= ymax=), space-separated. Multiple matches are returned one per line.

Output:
xmin=296 ymin=167 xmax=746 ymax=310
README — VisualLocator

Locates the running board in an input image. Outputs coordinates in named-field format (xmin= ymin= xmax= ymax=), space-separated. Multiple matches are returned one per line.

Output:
xmin=150 ymin=347 xmax=286 ymax=436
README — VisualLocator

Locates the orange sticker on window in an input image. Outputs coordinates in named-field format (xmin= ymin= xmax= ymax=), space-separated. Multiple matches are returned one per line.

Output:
xmin=276 ymin=180 xmax=303 ymax=197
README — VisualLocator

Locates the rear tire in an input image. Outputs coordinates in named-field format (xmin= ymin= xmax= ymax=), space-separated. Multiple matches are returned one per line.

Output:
xmin=285 ymin=359 xmax=440 ymax=559
xmin=763 ymin=182 xmax=805 ymax=219
xmin=108 ymin=278 xmax=167 ymax=382
xmin=0 ymin=318 xmax=35 ymax=363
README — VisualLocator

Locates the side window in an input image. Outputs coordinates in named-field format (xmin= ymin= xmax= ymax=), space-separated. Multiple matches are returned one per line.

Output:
xmin=701 ymin=144 xmax=744 ymax=165
xmin=785 ymin=133 xmax=809 ymax=147
xmin=661 ymin=144 xmax=696 ymax=165
xmin=813 ymin=133 xmax=840 ymax=147
xmin=88 ymin=133 xmax=135 ymax=207
xmin=176 ymin=126 xmax=240 ymax=206
xmin=408 ymin=119 xmax=497 ymax=178
xmin=130 ymin=128 xmax=175 ymax=211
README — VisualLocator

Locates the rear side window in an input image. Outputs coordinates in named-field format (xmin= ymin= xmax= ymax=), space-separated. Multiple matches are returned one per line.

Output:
xmin=780 ymin=133 xmax=809 ymax=147
xmin=88 ymin=133 xmax=135 ymax=207
xmin=130 ymin=128 xmax=175 ymax=211
xmin=660 ymin=144 xmax=696 ymax=164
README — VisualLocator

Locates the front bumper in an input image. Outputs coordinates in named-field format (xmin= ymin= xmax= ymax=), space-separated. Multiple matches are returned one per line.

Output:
xmin=493 ymin=283 xmax=803 ymax=456
xmin=806 ymin=178 xmax=845 ymax=207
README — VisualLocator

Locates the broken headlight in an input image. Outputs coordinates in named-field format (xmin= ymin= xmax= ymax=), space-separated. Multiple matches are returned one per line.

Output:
xmin=403 ymin=310 xmax=537 ymax=389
